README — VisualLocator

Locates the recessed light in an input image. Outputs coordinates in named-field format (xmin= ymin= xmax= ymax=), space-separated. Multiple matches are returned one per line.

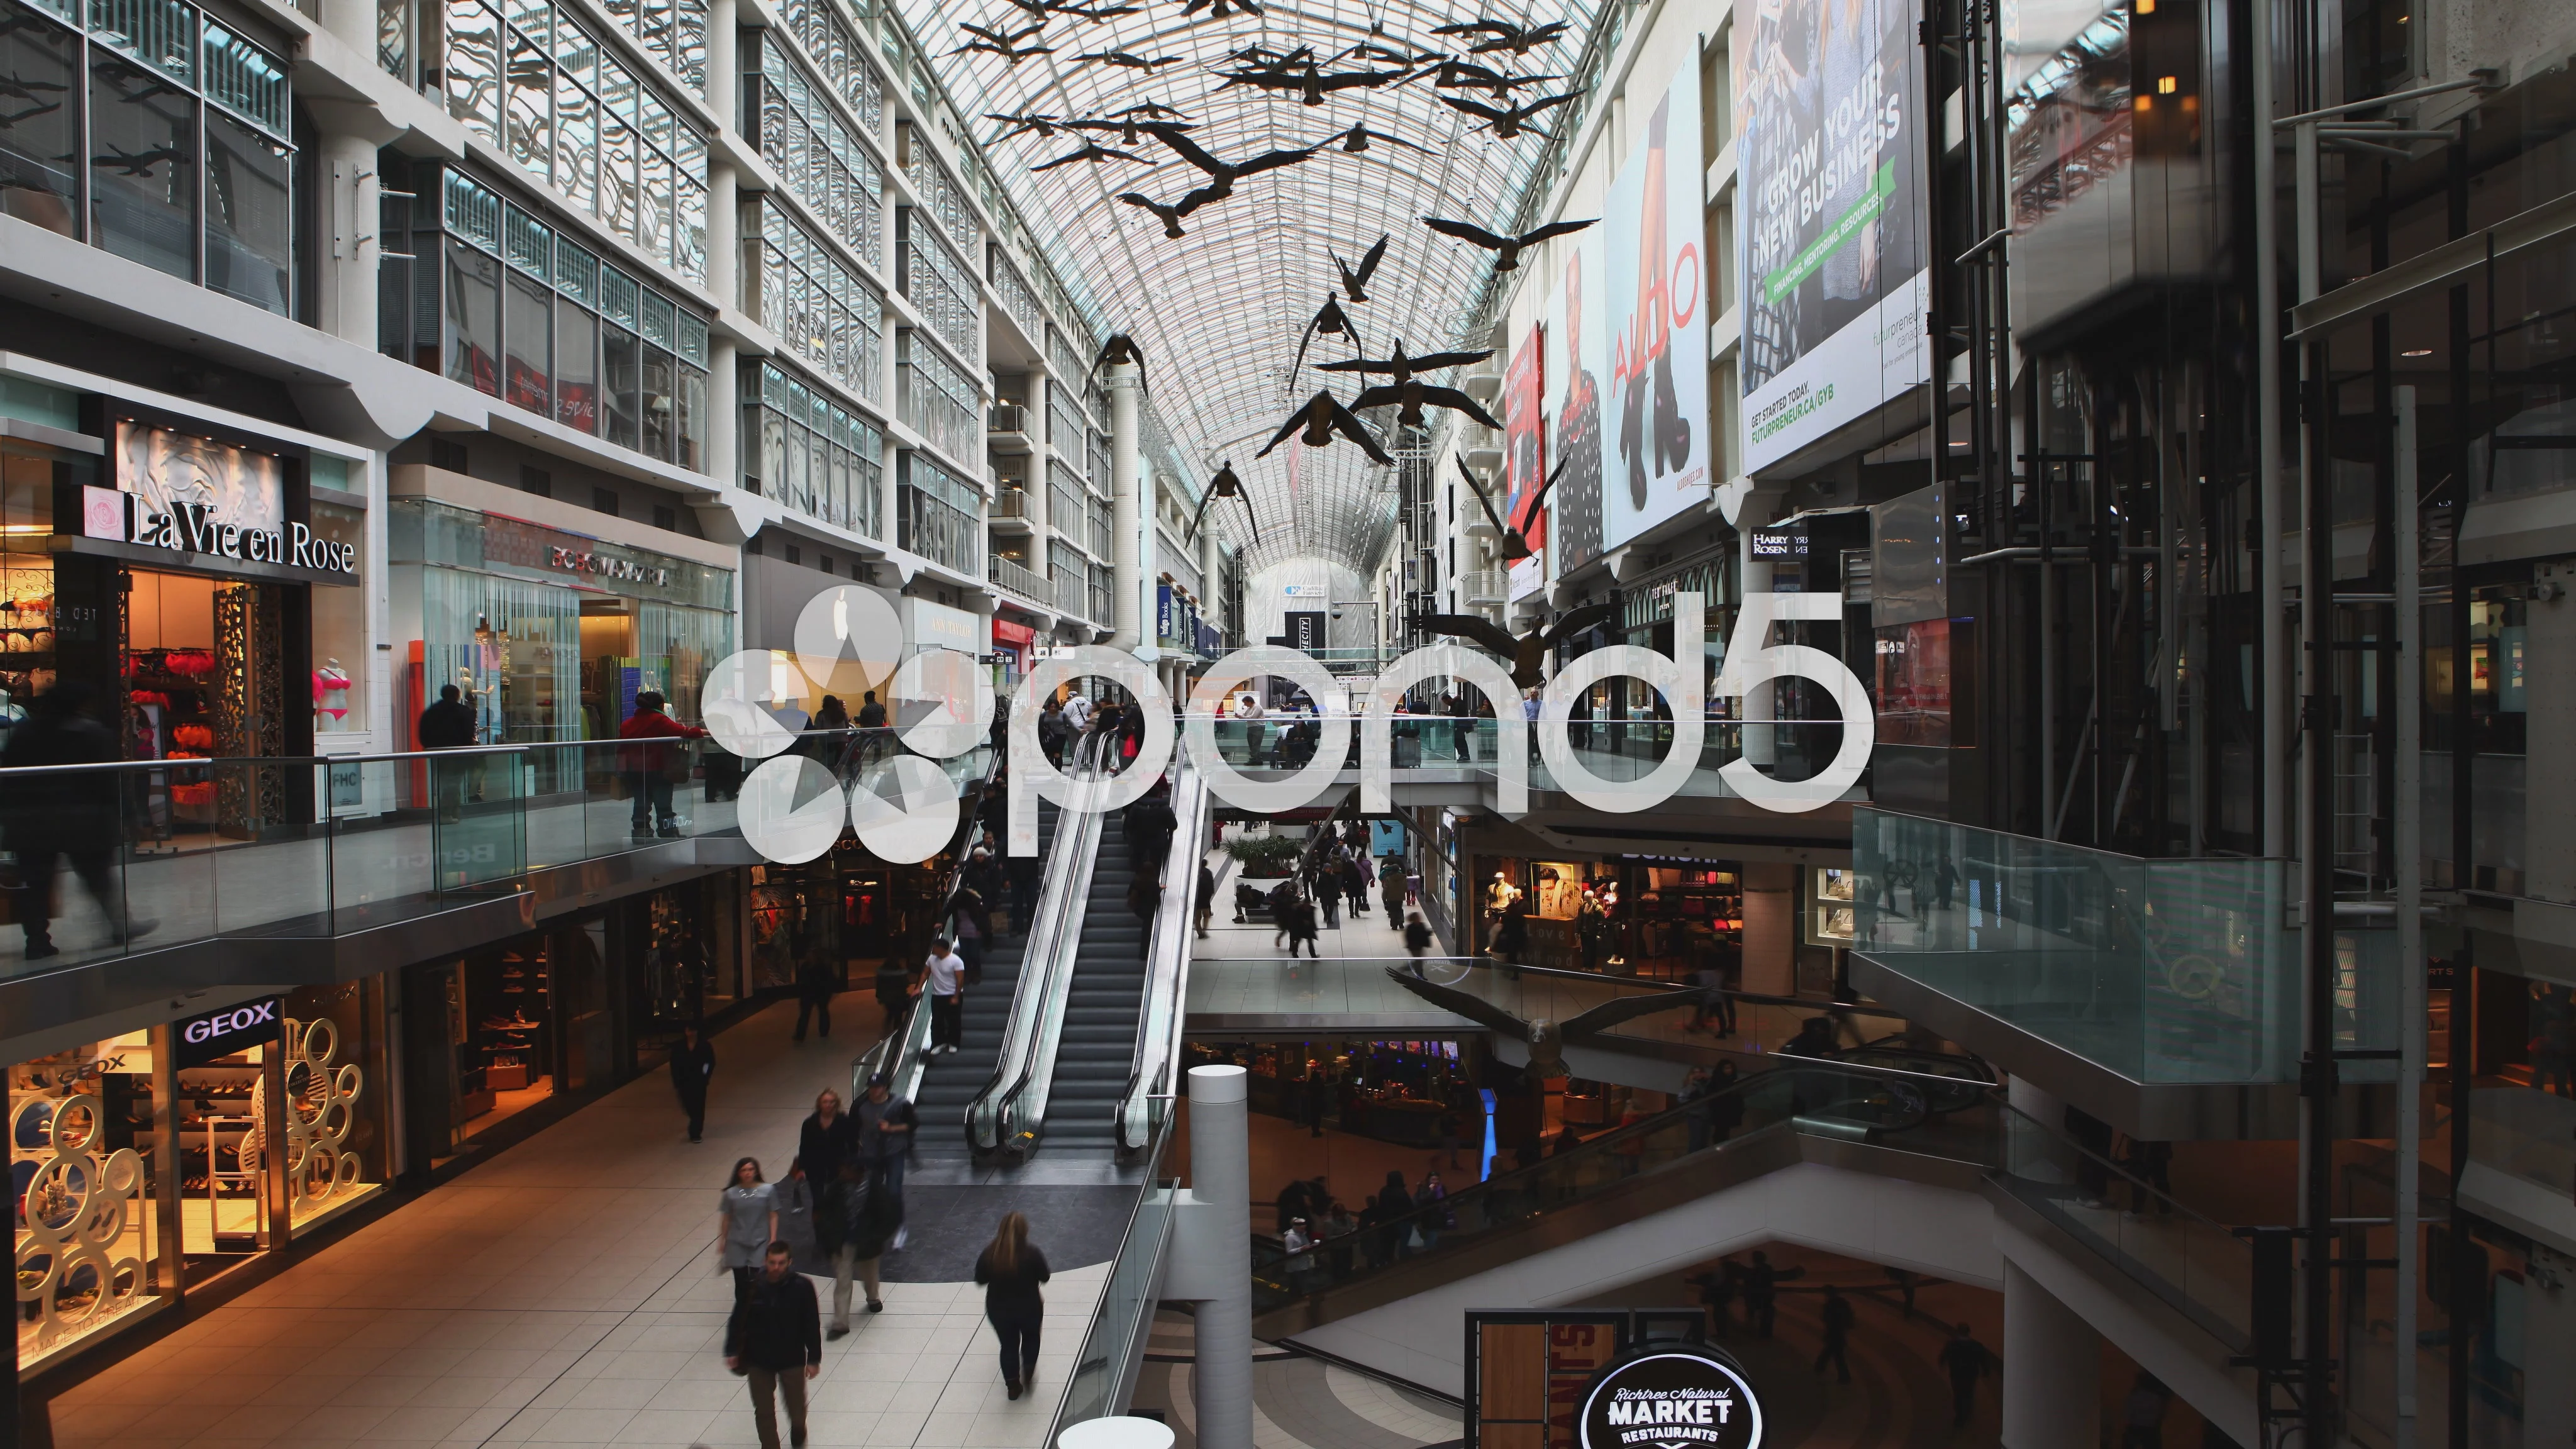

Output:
xmin=2402 ymin=348 xmax=2433 ymax=357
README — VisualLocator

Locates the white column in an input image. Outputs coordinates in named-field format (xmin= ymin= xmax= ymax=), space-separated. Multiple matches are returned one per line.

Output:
xmin=1738 ymin=861 xmax=1794 ymax=995
xmin=1107 ymin=362 xmax=1143 ymax=652
xmin=2002 ymin=1262 xmax=2098 ymax=1449
xmin=1735 ymin=489 xmax=1780 ymax=767
xmin=1188 ymin=1064 xmax=1252 ymax=1449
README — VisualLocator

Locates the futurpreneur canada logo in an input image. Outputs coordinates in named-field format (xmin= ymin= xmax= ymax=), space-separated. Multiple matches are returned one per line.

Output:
xmin=707 ymin=587 xmax=1873 ymax=867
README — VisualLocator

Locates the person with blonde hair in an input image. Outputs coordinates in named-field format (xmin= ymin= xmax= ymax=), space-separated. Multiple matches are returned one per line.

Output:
xmin=973 ymin=1211 xmax=1053 ymax=1399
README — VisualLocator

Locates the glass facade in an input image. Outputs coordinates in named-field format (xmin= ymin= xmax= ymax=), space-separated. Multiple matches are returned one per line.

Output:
xmin=775 ymin=0 xmax=884 ymax=137
xmin=392 ymin=497 xmax=732 ymax=741
xmin=0 ymin=0 xmax=291 ymax=309
xmin=752 ymin=31 xmax=886 ymax=275
xmin=897 ymin=328 xmax=977 ymax=470
xmin=9 ymin=1028 xmax=169 ymax=1372
xmin=1046 ymin=380 xmax=1083 ymax=462
xmin=897 ymin=207 xmax=979 ymax=369
xmin=898 ymin=120 xmax=981 ymax=259
xmin=745 ymin=359 xmax=885 ymax=538
xmin=440 ymin=0 xmax=708 ymax=280
xmin=989 ymin=244 xmax=1041 ymax=345
xmin=753 ymin=194 xmax=884 ymax=405
xmin=897 ymin=452 xmax=979 ymax=576
xmin=379 ymin=164 xmax=710 ymax=469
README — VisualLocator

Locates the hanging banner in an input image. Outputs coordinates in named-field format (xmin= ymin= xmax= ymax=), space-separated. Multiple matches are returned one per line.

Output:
xmin=1548 ymin=225 xmax=1609 ymax=574
xmin=1735 ymin=0 xmax=1930 ymax=472
xmin=1504 ymin=323 xmax=1549 ymax=600
xmin=1601 ymin=63 xmax=1711 ymax=552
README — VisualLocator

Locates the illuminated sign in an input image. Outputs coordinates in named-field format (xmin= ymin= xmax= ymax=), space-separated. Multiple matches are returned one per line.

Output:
xmin=103 ymin=423 xmax=357 ymax=574
xmin=550 ymin=545 xmax=671 ymax=587
xmin=175 ymin=996 xmax=283 ymax=1067
xmin=1748 ymin=526 xmax=1809 ymax=559
xmin=1579 ymin=1347 xmax=1765 ymax=1449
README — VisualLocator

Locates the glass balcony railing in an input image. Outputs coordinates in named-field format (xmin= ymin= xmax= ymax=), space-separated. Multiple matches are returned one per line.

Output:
xmin=1252 ymin=1059 xmax=2003 ymax=1315
xmin=1187 ymin=714 xmax=1863 ymax=799
xmin=0 ymin=733 xmax=992 ymax=979
xmin=1850 ymin=808 xmax=2309 ymax=1084
xmin=2470 ymin=1083 xmax=2576 ymax=1204
xmin=1053 ymin=1124 xmax=1175 ymax=1436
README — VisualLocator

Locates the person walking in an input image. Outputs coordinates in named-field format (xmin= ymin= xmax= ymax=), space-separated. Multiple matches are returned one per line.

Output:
xmin=1288 ymin=892 xmax=1322 ymax=960
xmin=4 ymin=681 xmax=155 ymax=958
xmin=816 ymin=1158 xmax=900 ymax=1335
xmin=1939 ymin=1323 xmax=1992 ymax=1428
xmin=799 ymin=1090 xmax=857 ymax=1195
xmin=415 ymin=682 xmax=480 ymax=824
xmin=1413 ymin=1172 xmax=1451 ymax=1252
xmin=924 ymin=935 xmax=965 ymax=1055
xmin=618 ymin=691 xmax=709 ymax=840
xmin=1196 ymin=861 xmax=1218 ymax=938
xmin=1269 ymin=880 xmax=1301 ymax=951
xmin=1402 ymin=910 xmax=1435 ymax=975
xmin=853 ymin=1070 xmax=916 ymax=1211
xmin=975 ymin=1212 xmax=1052 ymax=1399
xmin=1314 ymin=860 xmax=1342 ymax=930
xmin=1743 ymin=1250 xmax=1802 ymax=1337
xmin=1380 ymin=856 xmax=1407 ymax=923
xmin=1372 ymin=1171 xmax=1411 ymax=1263
xmin=1813 ymin=1285 xmax=1854 ymax=1383
xmin=1008 ymin=848 xmax=1043 ymax=936
xmin=724 ymin=1240 xmax=821 ymax=1449
xmin=1281 ymin=1217 xmax=1319 ymax=1287
xmin=718 ymin=1157 xmax=779 ymax=1302
xmin=776 ymin=1158 xmax=819 ymax=1277
xmin=792 ymin=953 xmax=836 ymax=1043
xmin=1706 ymin=1060 xmax=1746 ymax=1144
xmin=947 ymin=887 xmax=987 ymax=986
xmin=1322 ymin=1200 xmax=1359 ymax=1278
xmin=670 ymin=1021 xmax=716 ymax=1142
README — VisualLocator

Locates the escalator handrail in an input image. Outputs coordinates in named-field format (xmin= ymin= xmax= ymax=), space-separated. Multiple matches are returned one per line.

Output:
xmin=1114 ymin=753 xmax=1209 ymax=1155
xmin=971 ymin=732 xmax=1110 ymax=1154
xmin=1252 ymin=1055 xmax=2004 ymax=1289
xmin=853 ymin=745 xmax=1004 ymax=1109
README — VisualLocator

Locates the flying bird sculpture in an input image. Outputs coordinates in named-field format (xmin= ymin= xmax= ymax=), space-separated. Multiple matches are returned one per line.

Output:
xmin=1287 ymin=293 xmax=1362 ymax=393
xmin=1258 ymin=391 xmax=1394 ymax=465
xmin=1414 ymin=601 xmax=1620 ymax=690
xmin=952 ymin=21 xmax=1053 ymax=63
xmin=1325 ymin=345 xmax=1504 ymax=430
xmin=1448 ymin=452 xmax=1565 ymax=562
xmin=1177 ymin=0 xmax=1261 ymax=18
xmin=1438 ymin=89 xmax=1577 ymax=138
xmin=1216 ymin=60 xmax=1415 ymax=106
xmin=1075 ymin=49 xmax=1181 ymax=69
xmin=1118 ymin=126 xmax=1321 ymax=236
xmin=1331 ymin=123 xmax=1431 ymax=155
xmin=1030 ymin=141 xmax=1153 ymax=170
xmin=985 ymin=110 xmax=1070 ymax=140
xmin=1184 ymin=462 xmax=1262 ymax=545
xmin=1423 ymin=215 xmax=1598 ymax=271
xmin=1333 ymin=233 xmax=1392 ymax=302
xmin=1065 ymin=103 xmax=1192 ymax=144
xmin=1430 ymin=18 xmax=1571 ymax=53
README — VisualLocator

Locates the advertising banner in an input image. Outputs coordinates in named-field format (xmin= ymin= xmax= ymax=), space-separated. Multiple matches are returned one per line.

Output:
xmin=1735 ymin=0 xmax=1929 ymax=472
xmin=1601 ymin=63 xmax=1711 ymax=552
xmin=1504 ymin=323 xmax=1548 ymax=600
xmin=1546 ymin=225 xmax=1609 ymax=574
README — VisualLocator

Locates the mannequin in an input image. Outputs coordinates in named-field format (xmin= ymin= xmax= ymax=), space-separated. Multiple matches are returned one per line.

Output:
xmin=313 ymin=658 xmax=352 ymax=731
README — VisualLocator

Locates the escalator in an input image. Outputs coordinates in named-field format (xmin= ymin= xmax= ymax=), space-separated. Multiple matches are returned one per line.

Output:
xmin=1040 ymin=809 xmax=1152 ymax=1153
xmin=909 ymin=796 xmax=1062 ymax=1165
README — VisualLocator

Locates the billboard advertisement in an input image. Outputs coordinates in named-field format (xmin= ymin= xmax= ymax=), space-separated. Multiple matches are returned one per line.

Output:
xmin=1735 ymin=0 xmax=1929 ymax=473
xmin=1601 ymin=63 xmax=1711 ymax=552
xmin=1546 ymin=225 xmax=1609 ymax=574
xmin=1503 ymin=323 xmax=1548 ymax=600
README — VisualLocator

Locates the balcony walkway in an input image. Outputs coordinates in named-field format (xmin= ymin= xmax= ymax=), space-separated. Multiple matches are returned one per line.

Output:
xmin=45 ymin=1000 xmax=1110 ymax=1449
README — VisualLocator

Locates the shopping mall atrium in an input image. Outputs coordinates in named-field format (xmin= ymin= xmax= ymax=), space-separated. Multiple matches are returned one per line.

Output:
xmin=0 ymin=0 xmax=2570 ymax=1438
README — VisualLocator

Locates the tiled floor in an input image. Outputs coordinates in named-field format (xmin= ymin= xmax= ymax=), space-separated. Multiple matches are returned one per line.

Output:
xmin=1131 ymin=1311 xmax=1462 ymax=1449
xmin=45 ymin=1000 xmax=1108 ymax=1449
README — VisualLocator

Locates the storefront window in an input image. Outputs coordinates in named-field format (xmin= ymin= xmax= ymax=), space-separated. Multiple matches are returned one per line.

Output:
xmin=11 ymin=1029 xmax=171 ymax=1370
xmin=281 ymin=980 xmax=390 ymax=1229
xmin=308 ymin=496 xmax=367 ymax=733
xmin=174 ymin=1008 xmax=279 ymax=1281
xmin=1874 ymin=618 xmax=1954 ymax=747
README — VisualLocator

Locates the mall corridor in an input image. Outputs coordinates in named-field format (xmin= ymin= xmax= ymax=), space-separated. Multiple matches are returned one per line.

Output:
xmin=41 ymin=1002 xmax=1106 ymax=1449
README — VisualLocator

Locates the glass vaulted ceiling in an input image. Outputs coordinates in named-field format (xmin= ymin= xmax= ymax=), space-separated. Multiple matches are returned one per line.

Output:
xmin=896 ymin=0 xmax=1604 ymax=574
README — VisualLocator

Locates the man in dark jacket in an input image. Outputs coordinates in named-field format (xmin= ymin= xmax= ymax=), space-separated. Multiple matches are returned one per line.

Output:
xmin=617 ymin=691 xmax=708 ymax=840
xmin=724 ymin=1241 xmax=821 ymax=1449
xmin=793 ymin=954 xmax=835 ymax=1042
xmin=4 ymin=682 xmax=151 ymax=959
xmin=668 ymin=1021 xmax=714 ymax=1142
xmin=416 ymin=683 xmax=480 ymax=823
xmin=854 ymin=690 xmax=889 ymax=765
xmin=816 ymin=1159 xmax=902 ymax=1335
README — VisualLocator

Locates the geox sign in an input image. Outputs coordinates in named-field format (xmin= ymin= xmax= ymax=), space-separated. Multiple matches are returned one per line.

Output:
xmin=175 ymin=996 xmax=284 ymax=1067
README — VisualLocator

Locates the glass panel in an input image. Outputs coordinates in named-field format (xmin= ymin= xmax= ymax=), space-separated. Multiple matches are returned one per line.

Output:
xmin=554 ymin=236 xmax=597 ymax=304
xmin=202 ymin=110 xmax=292 ymax=314
xmin=199 ymin=21 xmax=286 ymax=134
xmin=501 ymin=203 xmax=549 ymax=277
xmin=0 ymin=3 xmax=84 ymax=239
xmin=503 ymin=265 xmax=550 ymax=415
xmin=444 ymin=236 xmax=501 ymax=395
xmin=602 ymin=321 xmax=641 ymax=448
xmin=88 ymin=52 xmax=196 ymax=282
xmin=89 ymin=0 xmax=193 ymax=82
xmin=504 ymin=29 xmax=550 ymax=177
xmin=597 ymin=260 xmax=637 ymax=329
xmin=555 ymin=297 xmax=597 ymax=433
xmin=376 ymin=0 xmax=407 ymax=78
xmin=441 ymin=165 xmax=501 ymax=249
xmin=443 ymin=0 xmax=501 ymax=144
xmin=676 ymin=361 xmax=705 ymax=471
xmin=552 ymin=72 xmax=596 ymax=213
xmin=282 ymin=981 xmax=391 ymax=1228
xmin=641 ymin=346 xmax=674 ymax=460
xmin=637 ymin=146 xmax=672 ymax=267
xmin=598 ymin=111 xmax=638 ymax=244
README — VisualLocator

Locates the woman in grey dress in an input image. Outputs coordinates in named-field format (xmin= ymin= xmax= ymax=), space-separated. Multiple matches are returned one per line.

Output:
xmin=718 ymin=1157 xmax=779 ymax=1302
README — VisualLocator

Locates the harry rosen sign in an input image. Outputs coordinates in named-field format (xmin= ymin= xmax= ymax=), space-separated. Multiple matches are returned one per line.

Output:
xmin=709 ymin=587 xmax=1874 ymax=867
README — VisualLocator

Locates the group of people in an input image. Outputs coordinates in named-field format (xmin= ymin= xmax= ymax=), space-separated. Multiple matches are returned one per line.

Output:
xmin=708 ymin=1077 xmax=1059 ymax=1447
xmin=1036 ymin=691 xmax=1152 ymax=772
xmin=1272 ymin=1168 xmax=1455 ymax=1284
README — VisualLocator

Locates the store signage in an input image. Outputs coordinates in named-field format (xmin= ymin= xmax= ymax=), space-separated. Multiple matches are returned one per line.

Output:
xmin=86 ymin=485 xmax=358 ymax=574
xmin=1282 ymin=582 xmax=1328 ymax=598
xmin=1748 ymin=526 xmax=1809 ymax=559
xmin=550 ymin=545 xmax=671 ymax=588
xmin=175 ymin=995 xmax=283 ymax=1068
xmin=1579 ymin=1347 xmax=1765 ymax=1449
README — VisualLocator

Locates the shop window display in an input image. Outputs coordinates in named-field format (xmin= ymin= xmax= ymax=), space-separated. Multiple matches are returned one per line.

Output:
xmin=174 ymin=1035 xmax=273 ymax=1277
xmin=10 ymin=1030 xmax=168 ymax=1368
xmin=643 ymin=877 xmax=738 ymax=1029
xmin=281 ymin=980 xmax=389 ymax=1230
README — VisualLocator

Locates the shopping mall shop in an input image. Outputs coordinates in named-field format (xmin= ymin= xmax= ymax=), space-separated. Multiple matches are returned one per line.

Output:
xmin=0 ymin=398 xmax=370 ymax=836
xmin=4 ymin=867 xmax=770 ymax=1381
xmin=1451 ymin=849 xmax=1855 ymax=998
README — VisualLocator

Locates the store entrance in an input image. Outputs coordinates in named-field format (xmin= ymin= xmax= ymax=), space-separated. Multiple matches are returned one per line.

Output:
xmin=577 ymin=597 xmax=637 ymax=742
